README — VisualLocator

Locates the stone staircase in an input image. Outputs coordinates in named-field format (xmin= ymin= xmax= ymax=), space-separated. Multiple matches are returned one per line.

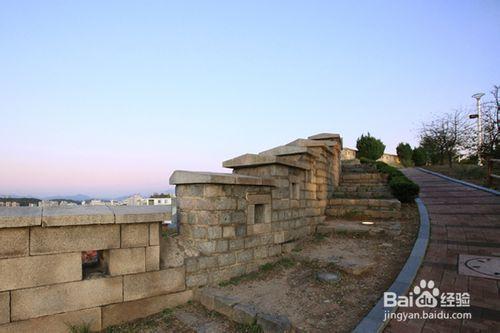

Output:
xmin=325 ymin=161 xmax=401 ymax=219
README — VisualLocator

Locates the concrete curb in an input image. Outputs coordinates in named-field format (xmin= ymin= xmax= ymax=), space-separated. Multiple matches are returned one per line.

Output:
xmin=352 ymin=197 xmax=430 ymax=333
xmin=416 ymin=167 xmax=500 ymax=196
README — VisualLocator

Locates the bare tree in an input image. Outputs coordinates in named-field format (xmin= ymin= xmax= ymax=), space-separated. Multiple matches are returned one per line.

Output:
xmin=419 ymin=110 xmax=472 ymax=166
xmin=478 ymin=85 xmax=500 ymax=159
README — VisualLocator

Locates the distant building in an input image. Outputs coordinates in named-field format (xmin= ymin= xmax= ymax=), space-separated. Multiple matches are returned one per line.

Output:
xmin=123 ymin=194 xmax=144 ymax=206
xmin=38 ymin=201 xmax=59 ymax=207
xmin=144 ymin=197 xmax=172 ymax=206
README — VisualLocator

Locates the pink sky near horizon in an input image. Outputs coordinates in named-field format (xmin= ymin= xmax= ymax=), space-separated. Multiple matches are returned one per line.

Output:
xmin=1 ymin=1 xmax=499 ymax=197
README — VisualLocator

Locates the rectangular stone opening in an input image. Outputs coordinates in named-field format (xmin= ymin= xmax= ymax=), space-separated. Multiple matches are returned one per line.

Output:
xmin=82 ymin=250 xmax=108 ymax=279
xmin=254 ymin=204 xmax=265 ymax=224
xmin=291 ymin=182 xmax=300 ymax=199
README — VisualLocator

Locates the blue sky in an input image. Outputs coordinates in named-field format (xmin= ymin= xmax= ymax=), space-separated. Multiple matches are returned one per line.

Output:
xmin=1 ymin=1 xmax=499 ymax=197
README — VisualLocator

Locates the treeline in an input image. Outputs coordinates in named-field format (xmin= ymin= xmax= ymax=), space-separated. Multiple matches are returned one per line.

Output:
xmin=0 ymin=197 xmax=41 ymax=206
xmin=397 ymin=85 xmax=499 ymax=167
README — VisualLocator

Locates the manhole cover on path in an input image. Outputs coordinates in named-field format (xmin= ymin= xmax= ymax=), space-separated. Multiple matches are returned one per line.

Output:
xmin=458 ymin=254 xmax=500 ymax=280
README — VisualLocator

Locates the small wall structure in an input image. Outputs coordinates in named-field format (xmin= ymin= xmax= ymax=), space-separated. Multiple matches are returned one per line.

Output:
xmin=0 ymin=133 xmax=342 ymax=332
xmin=0 ymin=205 xmax=193 ymax=332
xmin=171 ymin=133 xmax=342 ymax=288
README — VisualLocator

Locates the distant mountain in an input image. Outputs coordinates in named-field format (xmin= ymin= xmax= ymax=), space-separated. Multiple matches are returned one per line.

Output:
xmin=42 ymin=194 xmax=92 ymax=202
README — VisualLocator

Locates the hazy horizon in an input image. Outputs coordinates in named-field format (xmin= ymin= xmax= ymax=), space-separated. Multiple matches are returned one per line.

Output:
xmin=1 ymin=1 xmax=499 ymax=197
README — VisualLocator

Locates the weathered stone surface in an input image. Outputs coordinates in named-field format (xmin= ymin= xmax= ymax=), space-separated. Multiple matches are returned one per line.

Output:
xmin=246 ymin=194 xmax=272 ymax=204
xmin=30 ymin=224 xmax=120 ymax=255
xmin=160 ymin=237 xmax=198 ymax=269
xmin=102 ymin=290 xmax=193 ymax=328
xmin=186 ymin=272 xmax=208 ymax=287
xmin=222 ymin=226 xmax=235 ymax=238
xmin=146 ymin=246 xmax=160 ymax=271
xmin=11 ymin=277 xmax=123 ymax=320
xmin=217 ymin=253 xmax=236 ymax=266
xmin=232 ymin=303 xmax=258 ymax=325
xmin=316 ymin=272 xmax=341 ymax=283
xmin=198 ymin=256 xmax=218 ymax=270
xmin=0 ymin=207 xmax=41 ymax=228
xmin=308 ymin=133 xmax=341 ymax=141
xmin=330 ymin=256 xmax=375 ymax=275
xmin=170 ymin=170 xmax=275 ymax=186
xmin=123 ymin=267 xmax=185 ymax=301
xmin=0 ymin=292 xmax=9 ymax=324
xmin=223 ymin=154 xmax=309 ymax=170
xmin=149 ymin=222 xmax=160 ymax=245
xmin=0 ymin=307 xmax=102 ymax=333
xmin=194 ymin=288 xmax=225 ymax=311
xmin=260 ymin=145 xmax=312 ymax=157
xmin=0 ymin=227 xmax=28 ymax=259
xmin=256 ymin=313 xmax=293 ymax=333
xmin=121 ymin=223 xmax=148 ymax=248
xmin=106 ymin=247 xmax=146 ymax=276
xmin=110 ymin=206 xmax=171 ymax=224
xmin=0 ymin=252 xmax=81 ymax=292
xmin=207 ymin=226 xmax=222 ymax=239
xmin=213 ymin=294 xmax=239 ymax=318
xmin=42 ymin=206 xmax=114 ymax=226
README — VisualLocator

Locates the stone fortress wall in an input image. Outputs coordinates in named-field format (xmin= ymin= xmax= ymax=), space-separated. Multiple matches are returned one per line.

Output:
xmin=172 ymin=133 xmax=342 ymax=288
xmin=0 ymin=133 xmax=342 ymax=332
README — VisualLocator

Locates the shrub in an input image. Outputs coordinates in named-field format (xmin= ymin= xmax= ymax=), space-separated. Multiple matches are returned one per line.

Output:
xmin=396 ymin=143 xmax=414 ymax=167
xmin=356 ymin=133 xmax=386 ymax=160
xmin=389 ymin=176 xmax=420 ymax=203
xmin=359 ymin=157 xmax=375 ymax=164
xmin=361 ymin=159 xmax=420 ymax=202
xmin=412 ymin=147 xmax=427 ymax=166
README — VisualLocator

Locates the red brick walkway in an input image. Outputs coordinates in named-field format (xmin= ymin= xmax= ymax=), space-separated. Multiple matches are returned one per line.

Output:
xmin=385 ymin=168 xmax=500 ymax=333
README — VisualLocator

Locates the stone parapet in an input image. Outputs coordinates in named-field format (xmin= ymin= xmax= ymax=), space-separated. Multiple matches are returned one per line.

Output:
xmin=170 ymin=170 xmax=275 ymax=186
xmin=0 ymin=205 xmax=171 ymax=229
xmin=0 ymin=205 xmax=173 ymax=332
xmin=0 ymin=132 xmax=343 ymax=332
xmin=173 ymin=133 xmax=342 ymax=290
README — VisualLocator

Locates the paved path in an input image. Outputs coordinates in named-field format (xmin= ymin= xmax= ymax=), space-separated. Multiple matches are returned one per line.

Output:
xmin=385 ymin=168 xmax=500 ymax=333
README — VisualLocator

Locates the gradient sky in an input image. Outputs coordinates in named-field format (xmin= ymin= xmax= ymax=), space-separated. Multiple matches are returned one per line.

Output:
xmin=1 ymin=1 xmax=499 ymax=198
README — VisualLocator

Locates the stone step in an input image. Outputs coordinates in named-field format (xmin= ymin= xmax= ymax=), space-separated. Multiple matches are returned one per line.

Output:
xmin=317 ymin=220 xmax=402 ymax=236
xmin=340 ymin=182 xmax=388 ymax=188
xmin=328 ymin=198 xmax=401 ymax=209
xmin=325 ymin=207 xmax=401 ymax=219
xmin=332 ymin=185 xmax=392 ymax=199
xmin=331 ymin=191 xmax=393 ymax=199
xmin=336 ymin=184 xmax=391 ymax=192
xmin=341 ymin=164 xmax=377 ymax=173
xmin=341 ymin=159 xmax=360 ymax=165
xmin=341 ymin=173 xmax=387 ymax=181
xmin=317 ymin=220 xmax=385 ymax=236
xmin=195 ymin=288 xmax=296 ymax=332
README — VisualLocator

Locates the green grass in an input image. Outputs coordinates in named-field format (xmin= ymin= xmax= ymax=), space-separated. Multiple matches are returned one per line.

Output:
xmin=68 ymin=323 xmax=91 ymax=333
xmin=236 ymin=322 xmax=263 ymax=333
xmin=219 ymin=258 xmax=295 ymax=287
xmin=423 ymin=164 xmax=495 ymax=188
xmin=314 ymin=233 xmax=327 ymax=242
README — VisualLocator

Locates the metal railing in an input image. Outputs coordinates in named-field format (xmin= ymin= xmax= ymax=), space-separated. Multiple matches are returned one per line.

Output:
xmin=487 ymin=158 xmax=500 ymax=187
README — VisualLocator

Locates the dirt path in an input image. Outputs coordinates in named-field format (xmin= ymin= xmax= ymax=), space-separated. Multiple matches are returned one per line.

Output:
xmin=215 ymin=204 xmax=419 ymax=333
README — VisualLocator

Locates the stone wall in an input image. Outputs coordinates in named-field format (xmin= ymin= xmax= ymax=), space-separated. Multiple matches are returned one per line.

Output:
xmin=0 ymin=205 xmax=193 ymax=333
xmin=0 ymin=133 xmax=343 ymax=332
xmin=170 ymin=133 xmax=342 ymax=288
